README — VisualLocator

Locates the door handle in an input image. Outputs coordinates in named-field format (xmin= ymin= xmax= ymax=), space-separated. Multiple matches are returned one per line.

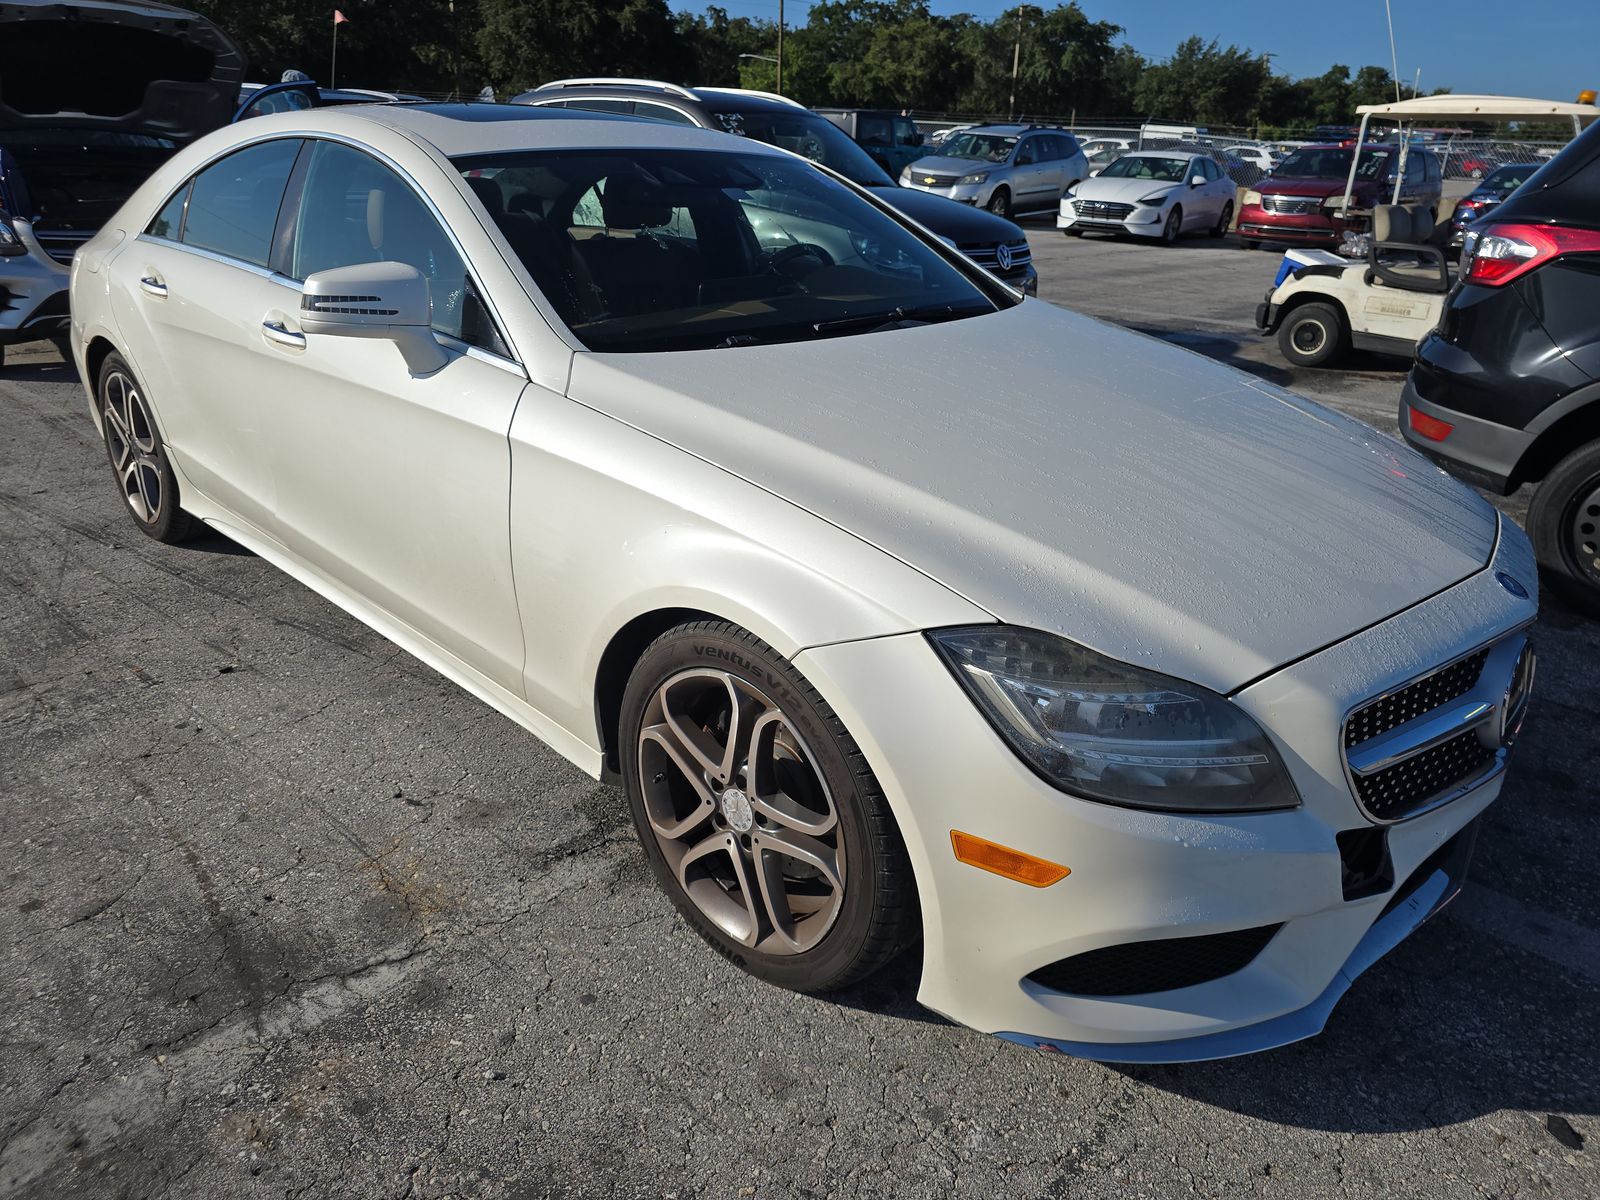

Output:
xmin=261 ymin=320 xmax=306 ymax=349
xmin=139 ymin=276 xmax=168 ymax=298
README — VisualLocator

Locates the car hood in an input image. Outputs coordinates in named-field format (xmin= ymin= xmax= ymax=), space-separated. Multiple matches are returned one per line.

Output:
xmin=567 ymin=302 xmax=1498 ymax=693
xmin=908 ymin=154 xmax=997 ymax=177
xmin=1074 ymin=176 xmax=1180 ymax=204
xmin=1259 ymin=176 xmax=1377 ymax=198
xmin=0 ymin=0 xmax=245 ymax=143
xmin=868 ymin=185 xmax=1024 ymax=243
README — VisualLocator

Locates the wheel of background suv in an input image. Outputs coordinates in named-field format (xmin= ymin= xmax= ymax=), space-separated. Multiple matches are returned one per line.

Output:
xmin=1528 ymin=440 xmax=1600 ymax=616
xmin=1212 ymin=201 xmax=1234 ymax=238
xmin=619 ymin=620 xmax=915 ymax=993
xmin=986 ymin=187 xmax=1012 ymax=219
xmin=97 ymin=353 xmax=196 ymax=544
xmin=1161 ymin=206 xmax=1183 ymax=244
xmin=1277 ymin=302 xmax=1347 ymax=368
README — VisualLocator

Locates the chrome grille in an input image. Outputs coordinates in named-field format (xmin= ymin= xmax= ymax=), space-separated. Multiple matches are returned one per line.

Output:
xmin=915 ymin=172 xmax=962 ymax=188
xmin=959 ymin=240 xmax=1032 ymax=274
xmin=34 ymin=230 xmax=90 ymax=265
xmin=1074 ymin=200 xmax=1134 ymax=221
xmin=1341 ymin=635 xmax=1534 ymax=823
xmin=1262 ymin=195 xmax=1322 ymax=215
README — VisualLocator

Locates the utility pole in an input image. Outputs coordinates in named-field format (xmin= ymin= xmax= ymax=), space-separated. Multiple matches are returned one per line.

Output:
xmin=1384 ymin=0 xmax=1402 ymax=102
xmin=776 ymin=0 xmax=784 ymax=95
xmin=1009 ymin=7 xmax=1024 ymax=121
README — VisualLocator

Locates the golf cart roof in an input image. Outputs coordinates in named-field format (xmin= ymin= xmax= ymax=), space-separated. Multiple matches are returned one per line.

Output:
xmin=1355 ymin=94 xmax=1599 ymax=125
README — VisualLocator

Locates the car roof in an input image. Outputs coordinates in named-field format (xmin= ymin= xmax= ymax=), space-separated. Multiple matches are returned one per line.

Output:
xmin=513 ymin=83 xmax=809 ymax=116
xmin=1122 ymin=149 xmax=1206 ymax=161
xmin=965 ymin=125 xmax=1031 ymax=135
xmin=284 ymin=102 xmax=779 ymax=157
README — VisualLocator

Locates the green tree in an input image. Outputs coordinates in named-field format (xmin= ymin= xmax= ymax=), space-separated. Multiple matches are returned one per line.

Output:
xmin=473 ymin=0 xmax=689 ymax=97
xmin=1132 ymin=37 xmax=1272 ymax=128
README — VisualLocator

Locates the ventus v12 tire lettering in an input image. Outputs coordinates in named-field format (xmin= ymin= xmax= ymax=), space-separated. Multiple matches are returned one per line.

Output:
xmin=619 ymin=621 xmax=914 ymax=993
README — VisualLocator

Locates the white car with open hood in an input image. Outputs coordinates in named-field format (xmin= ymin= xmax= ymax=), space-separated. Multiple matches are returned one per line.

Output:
xmin=69 ymin=103 xmax=1537 ymax=1062
xmin=1059 ymin=150 xmax=1238 ymax=242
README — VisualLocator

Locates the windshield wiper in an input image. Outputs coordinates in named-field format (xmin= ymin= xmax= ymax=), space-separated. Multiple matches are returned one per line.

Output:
xmin=811 ymin=303 xmax=991 ymax=336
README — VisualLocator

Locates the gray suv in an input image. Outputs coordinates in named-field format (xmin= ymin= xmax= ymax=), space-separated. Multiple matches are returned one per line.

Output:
xmin=512 ymin=79 xmax=1037 ymax=293
xmin=902 ymin=124 xmax=1090 ymax=219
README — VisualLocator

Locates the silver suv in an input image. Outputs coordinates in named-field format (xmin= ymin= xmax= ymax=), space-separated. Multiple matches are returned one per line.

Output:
xmin=902 ymin=124 xmax=1090 ymax=219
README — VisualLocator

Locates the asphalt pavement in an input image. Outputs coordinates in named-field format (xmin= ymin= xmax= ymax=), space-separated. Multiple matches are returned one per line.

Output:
xmin=2 ymin=228 xmax=1597 ymax=1199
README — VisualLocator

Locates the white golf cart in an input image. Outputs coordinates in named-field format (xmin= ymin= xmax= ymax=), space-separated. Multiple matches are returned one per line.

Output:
xmin=1254 ymin=94 xmax=1597 ymax=368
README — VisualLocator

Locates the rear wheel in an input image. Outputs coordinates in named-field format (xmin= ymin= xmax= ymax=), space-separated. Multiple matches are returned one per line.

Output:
xmin=619 ymin=621 xmax=915 ymax=993
xmin=1276 ymin=302 xmax=1348 ymax=368
xmin=986 ymin=187 xmax=1012 ymax=219
xmin=1161 ymin=206 xmax=1183 ymax=244
xmin=97 ymin=353 xmax=196 ymax=544
xmin=1528 ymin=440 xmax=1600 ymax=616
xmin=1212 ymin=201 xmax=1234 ymax=238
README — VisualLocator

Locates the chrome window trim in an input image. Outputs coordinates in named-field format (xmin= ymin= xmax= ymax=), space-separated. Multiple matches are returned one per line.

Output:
xmin=139 ymin=130 xmax=522 ymax=368
xmin=528 ymin=97 xmax=705 ymax=127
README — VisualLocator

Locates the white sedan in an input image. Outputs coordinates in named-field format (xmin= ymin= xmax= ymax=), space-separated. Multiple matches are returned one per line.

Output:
xmin=1059 ymin=151 xmax=1238 ymax=242
xmin=71 ymin=104 xmax=1537 ymax=1062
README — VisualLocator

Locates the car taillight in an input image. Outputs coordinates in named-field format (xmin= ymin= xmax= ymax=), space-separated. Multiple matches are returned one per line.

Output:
xmin=1464 ymin=222 xmax=1600 ymax=286
xmin=1407 ymin=405 xmax=1454 ymax=442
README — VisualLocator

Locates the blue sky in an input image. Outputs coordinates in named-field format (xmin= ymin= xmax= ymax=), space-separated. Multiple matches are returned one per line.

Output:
xmin=674 ymin=2 xmax=1598 ymax=101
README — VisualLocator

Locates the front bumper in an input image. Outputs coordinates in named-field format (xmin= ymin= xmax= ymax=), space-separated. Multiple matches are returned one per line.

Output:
xmin=903 ymin=180 xmax=988 ymax=207
xmin=1238 ymin=205 xmax=1343 ymax=245
xmin=1 ymin=218 xmax=72 ymax=345
xmin=795 ymin=517 xmax=1536 ymax=1060
xmin=1056 ymin=200 xmax=1166 ymax=237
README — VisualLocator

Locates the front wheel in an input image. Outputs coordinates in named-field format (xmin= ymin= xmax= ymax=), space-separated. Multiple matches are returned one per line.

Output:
xmin=1276 ymin=301 xmax=1348 ymax=368
xmin=986 ymin=187 xmax=1012 ymax=219
xmin=1212 ymin=201 xmax=1234 ymax=238
xmin=1063 ymin=227 xmax=1084 ymax=238
xmin=1161 ymin=206 xmax=1183 ymax=244
xmin=97 ymin=353 xmax=196 ymax=543
xmin=1528 ymin=441 xmax=1600 ymax=616
xmin=619 ymin=621 xmax=915 ymax=993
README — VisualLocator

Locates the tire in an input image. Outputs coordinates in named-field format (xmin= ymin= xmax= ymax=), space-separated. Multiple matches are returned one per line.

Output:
xmin=619 ymin=620 xmax=915 ymax=994
xmin=1064 ymin=227 xmax=1084 ymax=238
xmin=1212 ymin=201 xmax=1234 ymax=238
xmin=1276 ymin=302 xmax=1348 ymax=368
xmin=1527 ymin=440 xmax=1600 ymax=616
xmin=986 ymin=187 xmax=1012 ymax=219
xmin=97 ymin=352 xmax=197 ymax=544
xmin=1161 ymin=206 xmax=1183 ymax=244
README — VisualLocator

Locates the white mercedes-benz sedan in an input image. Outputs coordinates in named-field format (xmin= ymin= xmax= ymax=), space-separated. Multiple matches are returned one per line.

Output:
xmin=69 ymin=104 xmax=1538 ymax=1062
xmin=1058 ymin=150 xmax=1238 ymax=242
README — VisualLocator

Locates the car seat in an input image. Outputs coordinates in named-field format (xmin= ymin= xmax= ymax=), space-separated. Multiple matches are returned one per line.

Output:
xmin=1365 ymin=205 xmax=1450 ymax=294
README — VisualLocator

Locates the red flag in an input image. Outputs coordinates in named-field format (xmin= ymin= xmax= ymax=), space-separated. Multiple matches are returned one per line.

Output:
xmin=333 ymin=9 xmax=348 ymax=25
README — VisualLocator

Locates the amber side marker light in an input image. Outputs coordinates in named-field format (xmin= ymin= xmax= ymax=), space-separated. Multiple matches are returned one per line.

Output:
xmin=950 ymin=830 xmax=1071 ymax=887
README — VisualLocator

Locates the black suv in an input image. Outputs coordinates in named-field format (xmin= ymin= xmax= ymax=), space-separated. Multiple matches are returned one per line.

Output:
xmin=512 ymin=79 xmax=1036 ymax=294
xmin=1401 ymin=118 xmax=1600 ymax=612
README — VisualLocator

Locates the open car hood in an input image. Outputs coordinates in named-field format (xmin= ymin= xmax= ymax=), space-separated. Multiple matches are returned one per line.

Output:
xmin=0 ymin=0 xmax=245 ymax=143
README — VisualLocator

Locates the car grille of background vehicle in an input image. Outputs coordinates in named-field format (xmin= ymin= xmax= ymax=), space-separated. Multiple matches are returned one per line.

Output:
xmin=1074 ymin=200 xmax=1135 ymax=221
xmin=1026 ymin=925 xmax=1283 ymax=996
xmin=1341 ymin=642 xmax=1530 ymax=822
xmin=918 ymin=172 xmax=962 ymax=187
xmin=959 ymin=239 xmax=1031 ymax=275
xmin=1262 ymin=195 xmax=1322 ymax=215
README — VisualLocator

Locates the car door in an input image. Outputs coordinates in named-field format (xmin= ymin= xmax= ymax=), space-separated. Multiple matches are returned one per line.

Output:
xmin=890 ymin=116 xmax=923 ymax=177
xmin=1011 ymin=135 xmax=1050 ymax=208
xmin=250 ymin=138 xmax=530 ymax=692
xmin=110 ymin=137 xmax=304 ymax=529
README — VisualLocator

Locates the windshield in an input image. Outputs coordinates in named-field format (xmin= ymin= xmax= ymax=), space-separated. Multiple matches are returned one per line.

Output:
xmin=939 ymin=133 xmax=1017 ymax=164
xmin=456 ymin=148 xmax=1001 ymax=353
xmin=1482 ymin=163 xmax=1538 ymax=194
xmin=712 ymin=110 xmax=892 ymax=187
xmin=1099 ymin=155 xmax=1191 ymax=182
xmin=1275 ymin=146 xmax=1395 ymax=180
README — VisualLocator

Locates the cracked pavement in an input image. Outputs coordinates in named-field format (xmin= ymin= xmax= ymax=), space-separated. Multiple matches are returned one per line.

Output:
xmin=3 ymin=233 xmax=1599 ymax=1199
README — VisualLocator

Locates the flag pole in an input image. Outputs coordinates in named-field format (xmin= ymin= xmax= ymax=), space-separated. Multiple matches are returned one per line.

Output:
xmin=331 ymin=17 xmax=338 ymax=90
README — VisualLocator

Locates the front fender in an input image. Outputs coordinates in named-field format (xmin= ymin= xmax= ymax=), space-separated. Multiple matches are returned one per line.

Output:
xmin=508 ymin=386 xmax=991 ymax=757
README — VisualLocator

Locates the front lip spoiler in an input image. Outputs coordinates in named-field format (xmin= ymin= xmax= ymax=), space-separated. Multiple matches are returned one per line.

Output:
xmin=995 ymin=829 xmax=1474 ymax=1063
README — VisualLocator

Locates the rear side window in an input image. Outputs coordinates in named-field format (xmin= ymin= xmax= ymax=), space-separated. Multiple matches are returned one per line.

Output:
xmin=858 ymin=115 xmax=891 ymax=146
xmin=893 ymin=118 xmax=919 ymax=147
xmin=634 ymin=101 xmax=697 ymax=126
xmin=178 ymin=139 xmax=300 ymax=266
xmin=567 ymin=98 xmax=634 ymax=115
xmin=147 ymin=186 xmax=189 ymax=240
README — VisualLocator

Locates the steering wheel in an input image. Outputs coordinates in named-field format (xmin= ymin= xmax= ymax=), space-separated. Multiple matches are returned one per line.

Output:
xmin=766 ymin=242 xmax=835 ymax=275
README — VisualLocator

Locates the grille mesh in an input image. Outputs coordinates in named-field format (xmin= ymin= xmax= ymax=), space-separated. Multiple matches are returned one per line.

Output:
xmin=1262 ymin=195 xmax=1322 ymax=215
xmin=1075 ymin=200 xmax=1134 ymax=221
xmin=1027 ymin=925 xmax=1281 ymax=997
xmin=1344 ymin=649 xmax=1489 ymax=748
xmin=1353 ymin=729 xmax=1495 ymax=821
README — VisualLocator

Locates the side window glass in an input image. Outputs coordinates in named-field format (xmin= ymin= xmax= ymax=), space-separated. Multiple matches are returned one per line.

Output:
xmin=1015 ymin=139 xmax=1036 ymax=165
xmin=858 ymin=116 xmax=890 ymax=146
xmin=572 ymin=184 xmax=607 ymax=228
xmin=291 ymin=140 xmax=487 ymax=347
xmin=894 ymin=118 xmax=919 ymax=147
xmin=180 ymin=138 xmax=300 ymax=266
xmin=571 ymin=98 xmax=634 ymax=115
xmin=634 ymin=102 xmax=696 ymax=126
xmin=147 ymin=184 xmax=189 ymax=239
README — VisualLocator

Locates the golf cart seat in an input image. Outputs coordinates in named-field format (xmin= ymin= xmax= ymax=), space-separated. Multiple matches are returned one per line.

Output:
xmin=1365 ymin=205 xmax=1450 ymax=294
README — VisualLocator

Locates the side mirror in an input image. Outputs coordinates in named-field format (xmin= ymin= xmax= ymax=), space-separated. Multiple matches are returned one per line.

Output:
xmin=1089 ymin=168 xmax=1100 ymax=177
xmin=300 ymin=261 xmax=447 ymax=374
xmin=1190 ymin=174 xmax=1206 ymax=187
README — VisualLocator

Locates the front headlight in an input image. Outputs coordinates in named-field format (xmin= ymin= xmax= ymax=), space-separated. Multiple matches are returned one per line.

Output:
xmin=1242 ymin=189 xmax=1262 ymax=207
xmin=958 ymin=171 xmax=990 ymax=185
xmin=929 ymin=627 xmax=1299 ymax=813
xmin=1136 ymin=192 xmax=1169 ymax=206
xmin=0 ymin=217 xmax=25 ymax=257
xmin=899 ymin=166 xmax=913 ymax=184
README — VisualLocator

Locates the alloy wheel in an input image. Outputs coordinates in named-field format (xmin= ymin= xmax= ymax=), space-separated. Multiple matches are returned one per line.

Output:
xmin=1163 ymin=207 xmax=1182 ymax=242
xmin=102 ymin=370 xmax=163 ymax=524
xmin=636 ymin=669 xmax=845 ymax=955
